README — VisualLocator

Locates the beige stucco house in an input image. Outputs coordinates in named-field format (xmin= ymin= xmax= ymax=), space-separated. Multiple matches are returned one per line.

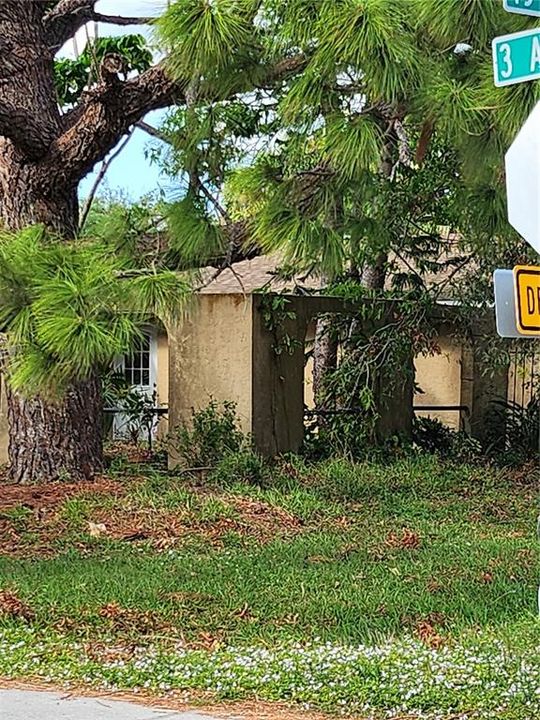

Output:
xmin=145 ymin=255 xmax=510 ymax=458
xmin=165 ymin=256 xmax=477 ymax=434
xmin=0 ymin=255 xmax=518 ymax=466
xmin=114 ymin=254 xmax=511 ymax=446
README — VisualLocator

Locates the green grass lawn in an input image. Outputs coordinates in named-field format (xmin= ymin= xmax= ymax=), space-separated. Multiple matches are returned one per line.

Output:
xmin=0 ymin=453 xmax=539 ymax=718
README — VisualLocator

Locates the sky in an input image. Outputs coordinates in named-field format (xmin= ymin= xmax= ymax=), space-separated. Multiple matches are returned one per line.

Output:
xmin=63 ymin=0 xmax=174 ymax=201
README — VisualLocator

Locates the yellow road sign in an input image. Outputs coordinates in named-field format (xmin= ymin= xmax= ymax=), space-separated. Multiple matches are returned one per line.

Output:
xmin=514 ymin=265 xmax=540 ymax=334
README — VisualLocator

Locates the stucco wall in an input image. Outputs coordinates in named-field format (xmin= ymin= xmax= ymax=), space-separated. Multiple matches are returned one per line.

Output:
xmin=168 ymin=295 xmax=254 ymax=466
xmin=0 ymin=301 xmax=513 ymax=474
xmin=304 ymin=321 xmax=316 ymax=409
xmin=414 ymin=328 xmax=464 ymax=430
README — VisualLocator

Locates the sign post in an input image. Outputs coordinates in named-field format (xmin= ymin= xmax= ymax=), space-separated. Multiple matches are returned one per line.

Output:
xmin=493 ymin=269 xmax=523 ymax=338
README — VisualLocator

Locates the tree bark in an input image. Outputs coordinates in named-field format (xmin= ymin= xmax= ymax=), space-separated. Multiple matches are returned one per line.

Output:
xmin=313 ymin=315 xmax=338 ymax=410
xmin=0 ymin=139 xmax=79 ymax=235
xmin=0 ymin=5 xmax=184 ymax=483
xmin=7 ymin=375 xmax=103 ymax=484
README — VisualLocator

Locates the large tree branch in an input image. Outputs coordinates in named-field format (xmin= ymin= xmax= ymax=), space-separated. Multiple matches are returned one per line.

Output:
xmin=44 ymin=0 xmax=155 ymax=52
xmin=44 ymin=62 xmax=185 ymax=186
xmin=39 ymin=44 xmax=308 ymax=192
xmin=136 ymin=120 xmax=168 ymax=142
xmin=94 ymin=12 xmax=155 ymax=26
xmin=43 ymin=0 xmax=95 ymax=52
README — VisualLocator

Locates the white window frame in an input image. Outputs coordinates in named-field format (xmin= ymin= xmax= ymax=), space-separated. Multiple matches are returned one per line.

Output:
xmin=116 ymin=326 xmax=158 ymax=397
xmin=112 ymin=326 xmax=159 ymax=441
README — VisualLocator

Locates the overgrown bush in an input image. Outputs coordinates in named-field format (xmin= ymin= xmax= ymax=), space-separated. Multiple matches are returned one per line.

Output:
xmin=210 ymin=450 xmax=271 ymax=488
xmin=412 ymin=416 xmax=482 ymax=463
xmin=304 ymin=411 xmax=415 ymax=463
xmin=102 ymin=369 xmax=160 ymax=449
xmin=169 ymin=400 xmax=247 ymax=469
xmin=303 ymin=412 xmax=368 ymax=461
xmin=485 ymin=397 xmax=540 ymax=467
xmin=412 ymin=416 xmax=454 ymax=454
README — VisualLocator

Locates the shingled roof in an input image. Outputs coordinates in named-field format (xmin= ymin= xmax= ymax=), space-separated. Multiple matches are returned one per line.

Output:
xmin=199 ymin=255 xmax=320 ymax=294
xmin=198 ymin=244 xmax=470 ymax=299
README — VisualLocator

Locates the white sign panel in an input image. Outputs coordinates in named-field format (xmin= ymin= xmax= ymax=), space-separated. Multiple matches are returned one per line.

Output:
xmin=505 ymin=101 xmax=540 ymax=253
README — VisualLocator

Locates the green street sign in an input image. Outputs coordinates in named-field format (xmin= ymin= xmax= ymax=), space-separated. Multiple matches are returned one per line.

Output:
xmin=493 ymin=28 xmax=540 ymax=86
xmin=504 ymin=0 xmax=540 ymax=17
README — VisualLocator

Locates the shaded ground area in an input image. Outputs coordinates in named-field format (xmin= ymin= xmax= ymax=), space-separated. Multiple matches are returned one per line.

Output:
xmin=0 ymin=478 xmax=122 ymax=512
xmin=0 ymin=473 xmax=301 ymax=558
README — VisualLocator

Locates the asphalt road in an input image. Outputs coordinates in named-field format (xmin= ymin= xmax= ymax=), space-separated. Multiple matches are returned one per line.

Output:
xmin=0 ymin=690 xmax=229 ymax=720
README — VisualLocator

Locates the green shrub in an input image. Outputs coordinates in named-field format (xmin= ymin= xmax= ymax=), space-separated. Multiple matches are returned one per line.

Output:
xmin=169 ymin=400 xmax=246 ymax=469
xmin=412 ymin=416 xmax=454 ymax=454
xmin=210 ymin=450 xmax=270 ymax=488
xmin=486 ymin=397 xmax=539 ymax=467
xmin=413 ymin=416 xmax=482 ymax=463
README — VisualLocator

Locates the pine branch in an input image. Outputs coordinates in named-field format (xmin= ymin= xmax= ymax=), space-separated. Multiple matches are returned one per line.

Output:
xmin=137 ymin=120 xmax=232 ymax=224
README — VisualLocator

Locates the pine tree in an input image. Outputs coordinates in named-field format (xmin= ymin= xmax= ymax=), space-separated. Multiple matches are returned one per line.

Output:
xmin=158 ymin=0 xmax=540 ymax=281
xmin=3 ymin=1 xmax=539 ymax=480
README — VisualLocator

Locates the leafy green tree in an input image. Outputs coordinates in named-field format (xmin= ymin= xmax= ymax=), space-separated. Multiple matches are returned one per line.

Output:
xmin=2 ymin=0 xmax=538 ymax=481
xmin=0 ymin=222 xmax=191 ymax=483
xmin=156 ymin=0 xmax=539 ymax=281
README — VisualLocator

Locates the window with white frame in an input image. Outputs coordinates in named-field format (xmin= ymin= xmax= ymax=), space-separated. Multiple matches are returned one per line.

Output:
xmin=123 ymin=333 xmax=151 ymax=389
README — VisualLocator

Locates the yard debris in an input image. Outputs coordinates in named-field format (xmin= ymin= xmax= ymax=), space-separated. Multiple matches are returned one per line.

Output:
xmin=84 ymin=642 xmax=138 ymax=664
xmin=413 ymin=617 xmax=446 ymax=649
xmin=0 ymin=589 xmax=34 ymax=621
xmin=105 ymin=442 xmax=157 ymax=465
xmin=426 ymin=578 xmax=443 ymax=593
xmin=120 ymin=529 xmax=150 ymax=542
xmin=234 ymin=603 xmax=255 ymax=621
xmin=87 ymin=521 xmax=107 ymax=538
xmin=192 ymin=630 xmax=222 ymax=651
xmin=0 ymin=478 xmax=122 ymax=512
xmin=97 ymin=603 xmax=176 ymax=636
xmin=0 ymin=476 xmax=303 ymax=559
xmin=385 ymin=528 xmax=422 ymax=550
